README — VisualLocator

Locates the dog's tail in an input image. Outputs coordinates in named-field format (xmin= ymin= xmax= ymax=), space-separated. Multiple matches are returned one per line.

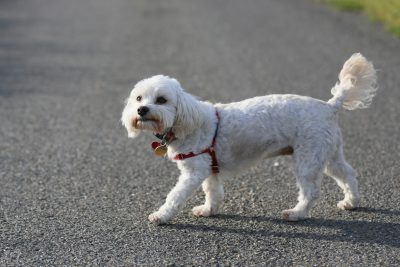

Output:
xmin=328 ymin=53 xmax=377 ymax=110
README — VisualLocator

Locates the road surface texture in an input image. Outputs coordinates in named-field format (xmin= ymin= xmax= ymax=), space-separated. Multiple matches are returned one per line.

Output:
xmin=1 ymin=0 xmax=399 ymax=265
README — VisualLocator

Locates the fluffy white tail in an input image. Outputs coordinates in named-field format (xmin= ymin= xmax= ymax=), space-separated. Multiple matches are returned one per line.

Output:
xmin=328 ymin=53 xmax=377 ymax=110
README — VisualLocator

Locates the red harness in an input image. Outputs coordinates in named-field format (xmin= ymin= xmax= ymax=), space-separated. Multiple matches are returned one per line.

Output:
xmin=152 ymin=110 xmax=220 ymax=174
xmin=173 ymin=110 xmax=220 ymax=174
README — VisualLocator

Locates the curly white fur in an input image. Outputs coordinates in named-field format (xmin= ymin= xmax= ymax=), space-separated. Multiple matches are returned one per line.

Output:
xmin=329 ymin=53 xmax=377 ymax=110
xmin=121 ymin=53 xmax=377 ymax=224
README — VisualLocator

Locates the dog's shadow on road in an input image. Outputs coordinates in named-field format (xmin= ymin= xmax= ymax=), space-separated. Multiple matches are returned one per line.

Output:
xmin=163 ymin=207 xmax=400 ymax=248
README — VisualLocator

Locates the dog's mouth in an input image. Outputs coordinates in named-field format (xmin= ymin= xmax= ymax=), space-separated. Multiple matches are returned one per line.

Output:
xmin=133 ymin=117 xmax=164 ymax=133
xmin=138 ymin=117 xmax=157 ymax=122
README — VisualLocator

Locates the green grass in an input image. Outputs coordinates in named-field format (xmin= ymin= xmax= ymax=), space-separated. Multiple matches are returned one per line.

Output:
xmin=328 ymin=0 xmax=364 ymax=11
xmin=325 ymin=0 xmax=400 ymax=38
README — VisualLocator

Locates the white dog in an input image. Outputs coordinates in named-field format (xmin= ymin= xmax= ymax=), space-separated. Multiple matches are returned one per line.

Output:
xmin=121 ymin=53 xmax=377 ymax=224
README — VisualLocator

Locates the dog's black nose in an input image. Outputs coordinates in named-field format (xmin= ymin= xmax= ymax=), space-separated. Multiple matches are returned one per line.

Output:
xmin=137 ymin=106 xmax=149 ymax=116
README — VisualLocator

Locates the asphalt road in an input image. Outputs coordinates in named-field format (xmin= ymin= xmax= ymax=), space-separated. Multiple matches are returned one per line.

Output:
xmin=1 ymin=0 xmax=400 ymax=265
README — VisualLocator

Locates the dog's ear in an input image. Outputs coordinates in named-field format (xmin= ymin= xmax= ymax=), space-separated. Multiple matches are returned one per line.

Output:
xmin=174 ymin=89 xmax=204 ymax=139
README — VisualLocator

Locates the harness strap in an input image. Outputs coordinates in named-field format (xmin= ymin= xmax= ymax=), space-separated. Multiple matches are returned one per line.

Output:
xmin=173 ymin=110 xmax=220 ymax=174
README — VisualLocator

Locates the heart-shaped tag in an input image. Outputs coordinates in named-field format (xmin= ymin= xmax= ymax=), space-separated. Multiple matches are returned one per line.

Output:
xmin=151 ymin=141 xmax=161 ymax=150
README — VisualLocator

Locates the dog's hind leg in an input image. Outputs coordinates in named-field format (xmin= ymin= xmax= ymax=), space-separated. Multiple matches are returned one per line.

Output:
xmin=282 ymin=144 xmax=329 ymax=221
xmin=324 ymin=144 xmax=360 ymax=210
xmin=192 ymin=175 xmax=224 ymax=217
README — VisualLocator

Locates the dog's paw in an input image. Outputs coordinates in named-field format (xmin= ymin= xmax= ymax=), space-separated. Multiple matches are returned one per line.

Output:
xmin=281 ymin=209 xmax=308 ymax=221
xmin=148 ymin=212 xmax=167 ymax=225
xmin=192 ymin=205 xmax=216 ymax=217
xmin=337 ymin=198 xmax=360 ymax=210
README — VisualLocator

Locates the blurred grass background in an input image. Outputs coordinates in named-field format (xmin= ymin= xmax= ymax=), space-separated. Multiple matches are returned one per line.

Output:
xmin=325 ymin=0 xmax=400 ymax=37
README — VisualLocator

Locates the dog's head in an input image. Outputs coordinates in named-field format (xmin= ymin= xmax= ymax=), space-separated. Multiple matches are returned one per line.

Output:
xmin=121 ymin=75 xmax=204 ymax=139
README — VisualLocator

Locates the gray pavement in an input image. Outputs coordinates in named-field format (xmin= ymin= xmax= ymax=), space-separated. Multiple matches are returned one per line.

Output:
xmin=1 ymin=0 xmax=400 ymax=265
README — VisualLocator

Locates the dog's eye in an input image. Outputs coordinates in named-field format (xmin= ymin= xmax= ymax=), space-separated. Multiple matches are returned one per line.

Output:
xmin=136 ymin=95 xmax=142 ymax=102
xmin=155 ymin=96 xmax=167 ymax=104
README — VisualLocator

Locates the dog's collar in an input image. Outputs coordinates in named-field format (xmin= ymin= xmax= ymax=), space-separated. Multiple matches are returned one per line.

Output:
xmin=151 ymin=128 xmax=176 ymax=157
xmin=153 ymin=128 xmax=176 ymax=144
xmin=173 ymin=110 xmax=220 ymax=174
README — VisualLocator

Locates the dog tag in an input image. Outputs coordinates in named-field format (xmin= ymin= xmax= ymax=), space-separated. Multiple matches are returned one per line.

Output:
xmin=154 ymin=144 xmax=168 ymax=157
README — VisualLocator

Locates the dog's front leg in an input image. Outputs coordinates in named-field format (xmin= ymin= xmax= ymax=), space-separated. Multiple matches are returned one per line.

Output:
xmin=148 ymin=170 xmax=207 ymax=224
xmin=192 ymin=176 xmax=224 ymax=217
